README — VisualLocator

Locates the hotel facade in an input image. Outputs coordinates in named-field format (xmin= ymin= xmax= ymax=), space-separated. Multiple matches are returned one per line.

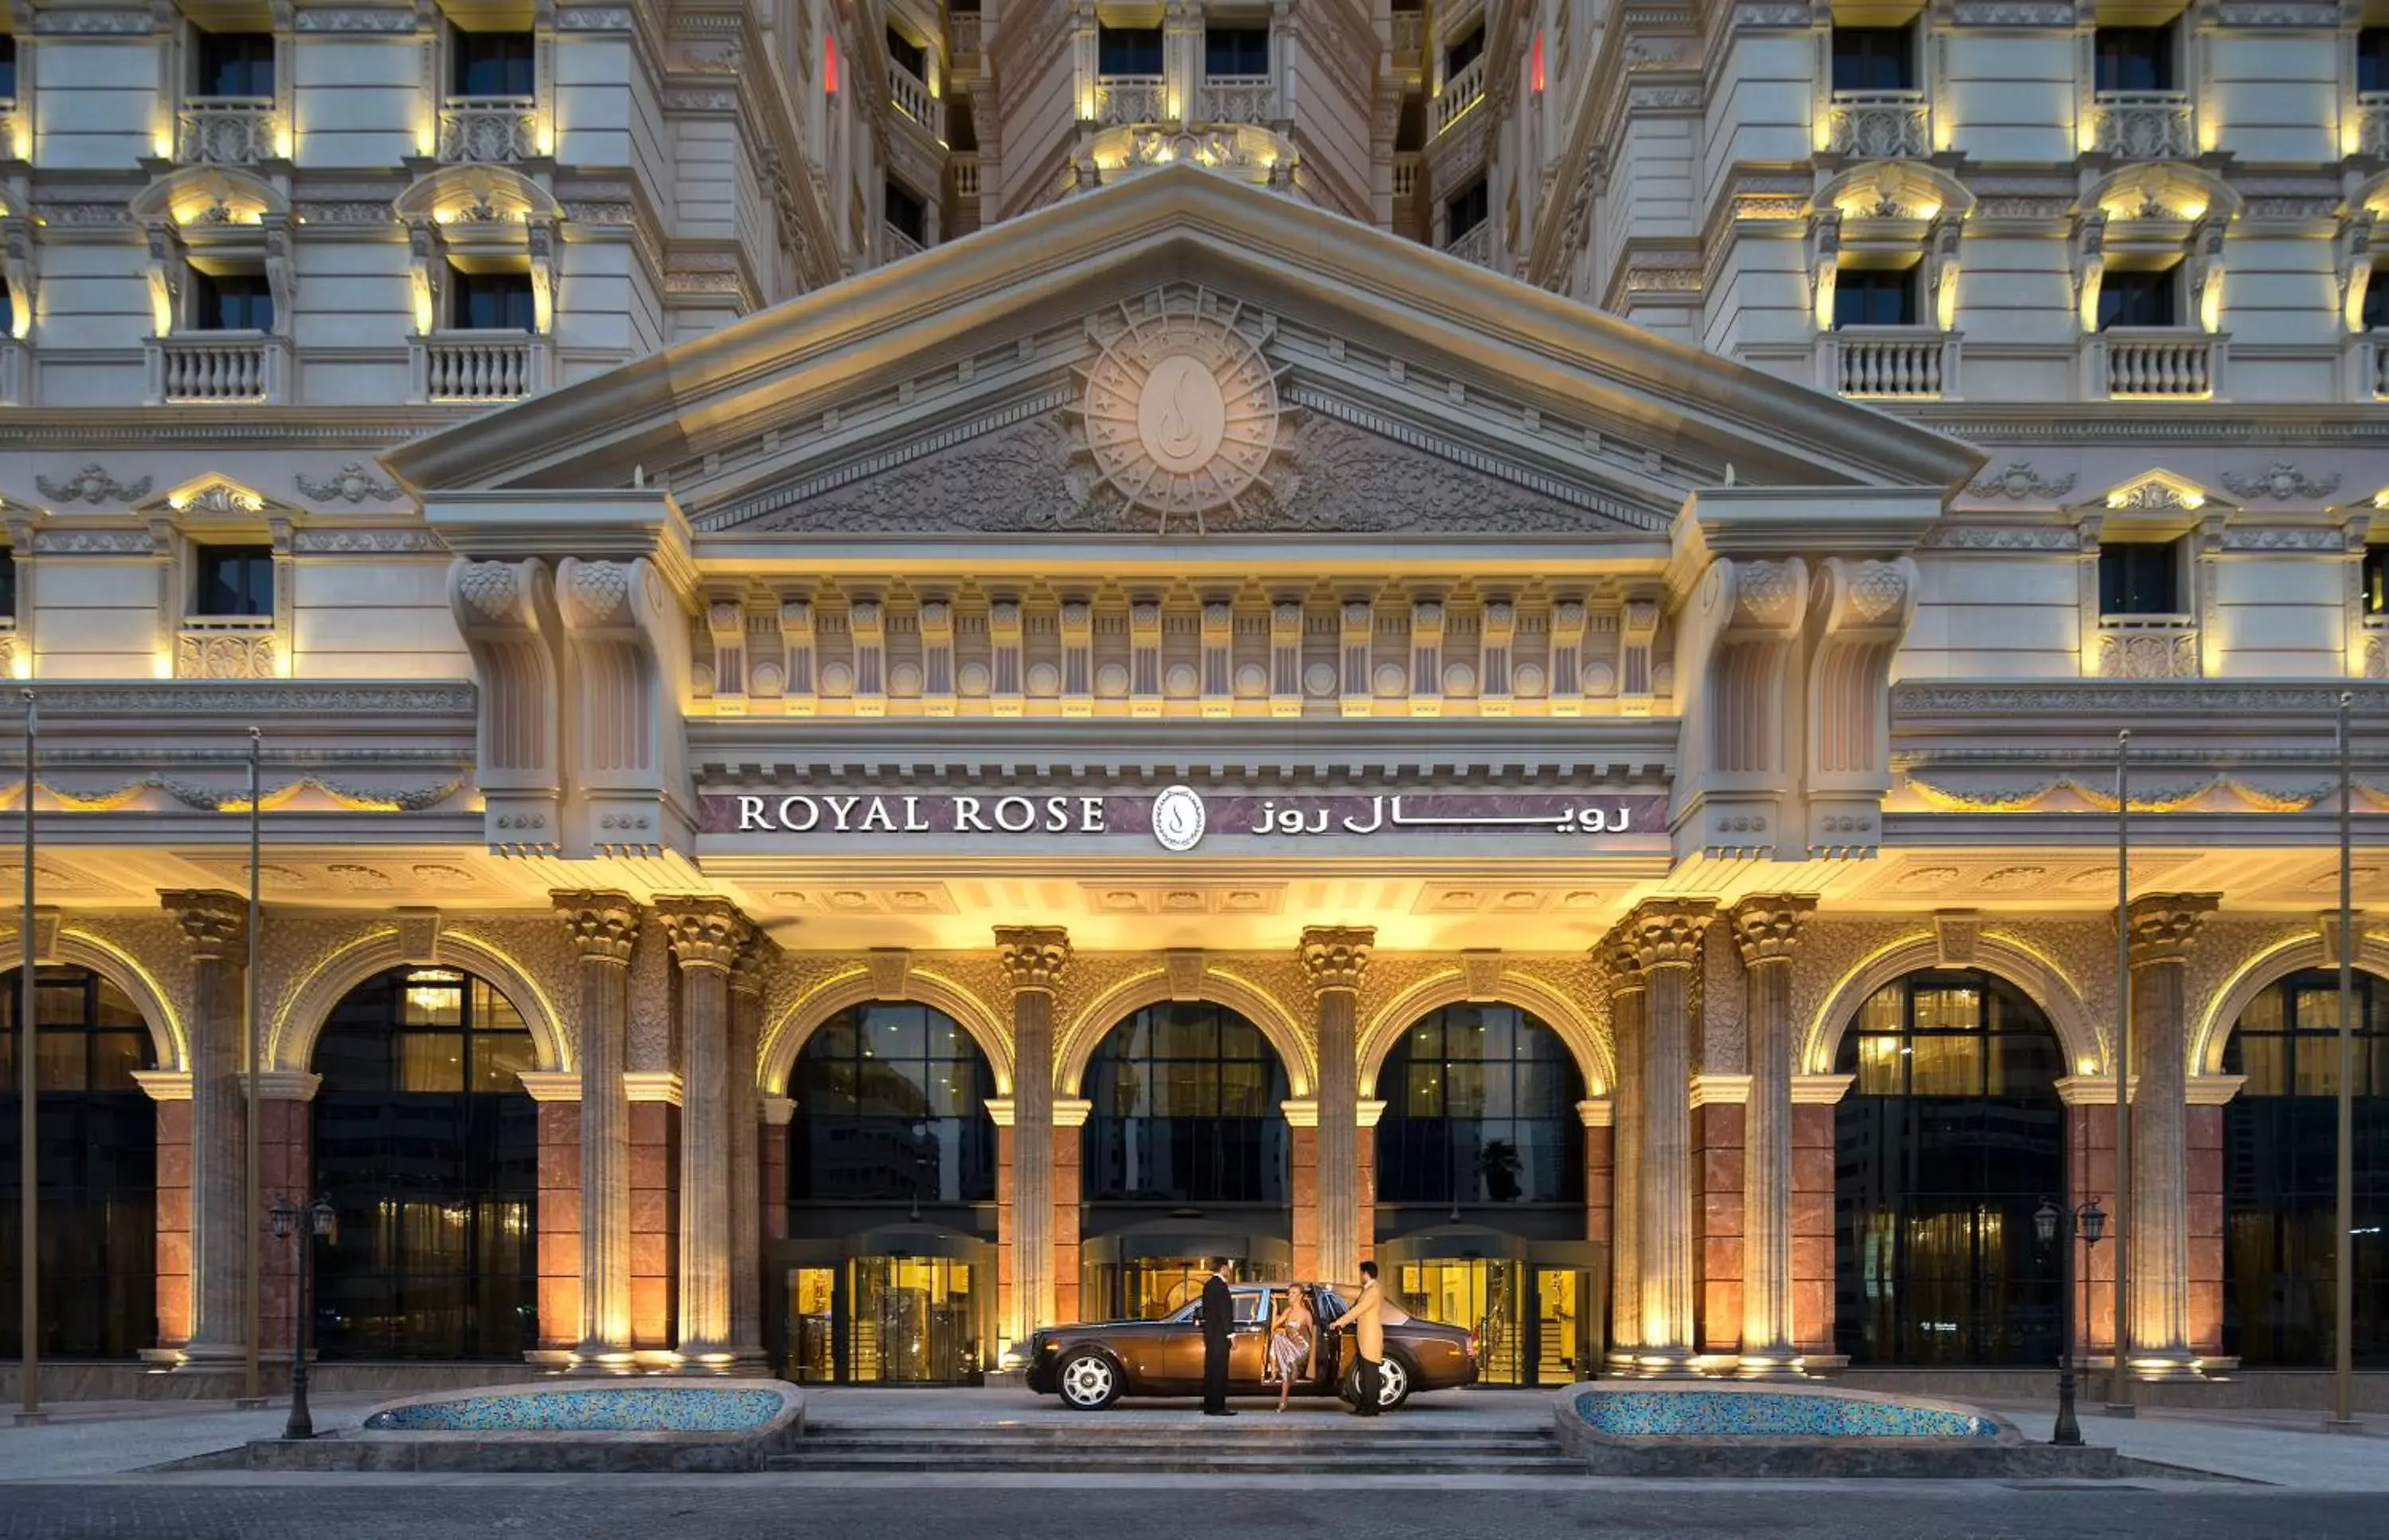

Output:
xmin=0 ymin=1 xmax=2384 ymax=1395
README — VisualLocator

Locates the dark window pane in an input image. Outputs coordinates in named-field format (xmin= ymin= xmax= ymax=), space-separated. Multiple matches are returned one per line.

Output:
xmin=1206 ymin=26 xmax=1270 ymax=76
xmin=2097 ymin=268 xmax=2178 ymax=330
xmin=453 ymin=30 xmax=535 ymax=96
xmin=194 ymin=545 xmax=274 ymax=618
xmin=1447 ymin=24 xmax=1484 ymax=76
xmin=1097 ymin=25 xmax=1163 ymax=76
xmin=450 ymin=268 xmax=535 ymax=331
xmin=2094 ymin=26 xmax=2174 ymax=92
xmin=0 ymin=35 xmax=16 ymax=101
xmin=0 ymin=545 xmax=14 ymax=620
xmin=195 ymin=30 xmax=274 ymax=97
xmin=1374 ymin=1006 xmax=1585 ymax=1206
xmin=194 ymin=270 xmax=273 ymax=332
xmin=2097 ymin=541 xmax=2181 ymax=616
xmin=1831 ymin=26 xmax=1914 ymax=93
xmin=2364 ymin=29 xmax=2389 ymax=96
xmin=1446 ymin=178 xmax=1488 ymax=238
xmin=1833 ymin=268 xmax=1917 ymax=329
xmin=885 ymin=25 xmax=926 ymax=80
xmin=1081 ymin=1003 xmax=1291 ymax=1205
xmin=788 ymin=1004 xmax=996 ymax=1204
xmin=885 ymin=180 xmax=927 ymax=244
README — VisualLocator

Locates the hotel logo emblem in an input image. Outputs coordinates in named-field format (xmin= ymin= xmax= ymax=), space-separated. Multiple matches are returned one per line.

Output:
xmin=1150 ymin=784 xmax=1207 ymax=852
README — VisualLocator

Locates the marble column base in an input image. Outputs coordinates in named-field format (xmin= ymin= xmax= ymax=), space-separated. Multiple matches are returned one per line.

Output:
xmin=1736 ymin=1345 xmax=1807 ymax=1380
xmin=1607 ymin=1344 xmax=1701 ymax=1379
xmin=171 ymin=1339 xmax=248 ymax=1370
xmin=2129 ymin=1346 xmax=2209 ymax=1381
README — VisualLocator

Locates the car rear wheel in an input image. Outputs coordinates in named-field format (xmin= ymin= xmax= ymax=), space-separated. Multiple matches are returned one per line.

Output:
xmin=1339 ymin=1354 xmax=1412 ymax=1410
xmin=1057 ymin=1351 xmax=1122 ymax=1410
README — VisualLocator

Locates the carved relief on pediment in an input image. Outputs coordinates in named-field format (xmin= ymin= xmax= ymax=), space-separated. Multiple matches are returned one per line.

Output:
xmin=725 ymin=408 xmax=1656 ymax=537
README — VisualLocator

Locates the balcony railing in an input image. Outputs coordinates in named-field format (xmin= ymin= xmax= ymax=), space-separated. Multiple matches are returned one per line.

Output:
xmin=439 ymin=96 xmax=538 ymax=163
xmin=0 ymin=99 xmax=19 ymax=162
xmin=178 ymin=618 xmax=279 ymax=680
xmin=1393 ymin=152 xmax=1422 ymax=199
xmin=416 ymin=331 xmax=542 ymax=402
xmin=1443 ymin=221 xmax=1490 ymax=266
xmin=2094 ymin=327 xmax=2218 ymax=398
xmin=177 ymin=98 xmax=276 ymax=166
xmin=2091 ymin=90 xmax=2193 ymax=160
xmin=1828 ymin=90 xmax=1929 ymax=159
xmin=951 ymin=12 xmax=981 ymax=63
xmin=2360 ymin=91 xmax=2389 ymax=157
xmin=884 ymin=223 xmax=924 ymax=260
xmin=951 ymin=154 xmax=980 ymax=199
xmin=1197 ymin=75 xmax=1275 ymax=125
xmin=1094 ymin=75 xmax=1166 ymax=127
xmin=890 ymin=61 xmax=946 ymax=141
xmin=154 ymin=333 xmax=276 ymax=403
xmin=1433 ymin=53 xmax=1486 ymax=137
xmin=1820 ymin=327 xmax=1955 ymax=399
xmin=2096 ymin=615 xmax=2199 ymax=679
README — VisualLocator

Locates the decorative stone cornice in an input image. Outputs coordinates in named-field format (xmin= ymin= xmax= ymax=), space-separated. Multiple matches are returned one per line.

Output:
xmin=1730 ymin=895 xmax=1816 ymax=967
xmin=517 ymin=1070 xmax=581 ymax=1102
xmin=2126 ymin=893 xmax=2221 ymax=967
xmin=1299 ymin=926 xmax=1374 ymax=995
xmin=244 ymin=1071 xmax=323 ymax=1102
xmin=624 ymin=1070 xmax=684 ymax=1105
xmin=131 ymin=1069 xmax=193 ymax=1102
xmin=161 ymin=889 xmax=246 ymax=960
xmin=655 ymin=895 xmax=752 ymax=971
xmin=1053 ymin=1097 xmax=1094 ymax=1130
xmin=1689 ymin=1073 xmax=1753 ymax=1108
xmin=1597 ymin=932 xmax=1648 ymax=996
xmin=553 ymin=889 xmax=642 ymax=965
xmin=1613 ymin=899 xmax=1717 ymax=974
xmin=1789 ymin=1073 xmax=1856 ymax=1105
xmin=994 ymin=926 xmax=1070 ymax=993
xmin=1279 ymin=1096 xmax=1318 ymax=1128
xmin=1577 ymin=1097 xmax=1614 ymax=1128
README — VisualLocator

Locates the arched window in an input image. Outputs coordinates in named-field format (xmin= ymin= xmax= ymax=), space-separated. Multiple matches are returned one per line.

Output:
xmin=311 ymin=967 xmax=538 ymax=1360
xmin=788 ymin=1003 xmax=996 ymax=1205
xmin=2222 ymin=968 xmax=2387 ymax=1367
xmin=1376 ymin=1003 xmax=1585 ymax=1206
xmin=0 ymin=967 xmax=157 ymax=1358
xmin=1833 ymin=969 xmax=2066 ymax=1366
xmin=1083 ymin=1002 xmax=1289 ymax=1205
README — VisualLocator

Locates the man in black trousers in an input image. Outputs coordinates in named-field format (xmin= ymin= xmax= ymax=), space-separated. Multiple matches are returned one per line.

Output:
xmin=1199 ymin=1256 xmax=1236 ymax=1417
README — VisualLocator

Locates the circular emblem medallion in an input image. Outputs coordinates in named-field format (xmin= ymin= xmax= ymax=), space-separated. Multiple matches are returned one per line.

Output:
xmin=1081 ymin=296 xmax=1281 ymax=530
xmin=1150 ymin=784 xmax=1207 ymax=853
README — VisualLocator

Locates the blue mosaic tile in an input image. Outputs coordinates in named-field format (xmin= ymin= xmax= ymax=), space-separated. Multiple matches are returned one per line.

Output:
xmin=1577 ymin=1390 xmax=2002 ymax=1440
xmin=363 ymin=1388 xmax=785 ymax=1434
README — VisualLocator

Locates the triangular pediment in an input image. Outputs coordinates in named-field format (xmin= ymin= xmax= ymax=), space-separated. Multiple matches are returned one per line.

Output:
xmin=385 ymin=165 xmax=1979 ymax=539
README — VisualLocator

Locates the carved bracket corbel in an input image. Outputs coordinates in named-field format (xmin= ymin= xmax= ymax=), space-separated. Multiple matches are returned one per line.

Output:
xmin=446 ymin=557 xmax=566 ymax=854
xmin=1802 ymin=556 xmax=1919 ymax=858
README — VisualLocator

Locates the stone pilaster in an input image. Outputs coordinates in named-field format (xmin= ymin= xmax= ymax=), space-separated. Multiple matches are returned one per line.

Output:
xmin=1602 ymin=940 xmax=1646 ymax=1359
xmin=555 ymin=890 xmax=641 ymax=1365
xmin=725 ymin=938 xmax=772 ymax=1370
xmin=2125 ymin=893 xmax=2219 ymax=1378
xmin=161 ymin=890 xmax=248 ymax=1367
xmin=1617 ymin=898 xmax=1715 ymax=1374
xmin=1731 ymin=896 xmax=1813 ymax=1376
xmin=658 ymin=897 xmax=752 ymax=1366
xmin=1300 ymin=926 xmax=1372 ymax=1286
xmin=995 ymin=925 xmax=1068 ymax=1347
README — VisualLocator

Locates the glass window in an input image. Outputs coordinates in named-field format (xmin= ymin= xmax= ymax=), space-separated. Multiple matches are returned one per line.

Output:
xmin=886 ymin=180 xmax=927 ymax=244
xmin=193 ymin=269 xmax=273 ymax=332
xmin=1833 ymin=268 xmax=1918 ymax=329
xmin=311 ymin=967 xmax=538 ymax=1361
xmin=1831 ymin=25 xmax=1914 ymax=93
xmin=2360 ymin=28 xmax=2389 ymax=95
xmin=1375 ymin=1005 xmax=1585 ymax=1207
xmin=194 ymin=29 xmax=275 ymax=97
xmin=1832 ymin=970 xmax=2066 ymax=1367
xmin=1447 ymin=23 xmax=1484 ymax=76
xmin=0 ymin=36 xmax=15 ymax=101
xmin=885 ymin=25 xmax=926 ymax=80
xmin=2097 ymin=268 xmax=2179 ymax=330
xmin=0 ymin=967 xmax=158 ymax=1359
xmin=1083 ymin=1003 xmax=1291 ymax=1205
xmin=449 ymin=268 xmax=535 ymax=331
xmin=788 ymin=1003 xmax=996 ymax=1205
xmin=2098 ymin=540 xmax=2183 ymax=616
xmin=0 ymin=545 xmax=14 ymax=620
xmin=2362 ymin=544 xmax=2387 ymax=617
xmin=1097 ymin=25 xmax=1163 ymax=76
xmin=1206 ymin=26 xmax=1270 ymax=76
xmin=2094 ymin=25 xmax=2174 ymax=92
xmin=1446 ymin=178 xmax=1488 ymax=239
xmin=2222 ymin=970 xmax=2388 ymax=1367
xmin=452 ymin=29 xmax=535 ymax=96
xmin=194 ymin=544 xmax=274 ymax=618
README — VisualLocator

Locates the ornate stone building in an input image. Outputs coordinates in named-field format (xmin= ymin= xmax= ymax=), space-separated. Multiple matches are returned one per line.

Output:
xmin=0 ymin=3 xmax=2383 ymax=1394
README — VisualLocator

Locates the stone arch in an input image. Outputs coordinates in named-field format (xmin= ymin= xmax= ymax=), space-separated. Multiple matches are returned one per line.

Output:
xmin=1805 ymin=931 xmax=2098 ymax=1077
xmin=757 ymin=964 xmax=1014 ymax=1097
xmin=128 ymin=166 xmax=291 ymax=226
xmin=2194 ymin=931 xmax=2389 ymax=1077
xmin=0 ymin=924 xmax=188 ymax=1072
xmin=2081 ymin=162 xmax=2244 ymax=223
xmin=391 ymin=165 xmax=562 ymax=225
xmin=1058 ymin=966 xmax=1313 ymax=1098
xmin=271 ymin=925 xmax=569 ymax=1077
xmin=1358 ymin=967 xmax=1611 ymax=1100
xmin=1817 ymin=159 xmax=1976 ymax=221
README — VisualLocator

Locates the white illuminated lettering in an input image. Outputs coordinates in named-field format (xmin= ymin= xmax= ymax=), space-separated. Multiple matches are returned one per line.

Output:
xmin=1079 ymin=796 xmax=1105 ymax=832
xmin=954 ymin=795 xmax=990 ymax=832
xmin=823 ymin=795 xmax=860 ymax=831
xmin=1043 ymin=795 xmax=1071 ymax=832
xmin=777 ymin=795 xmax=820 ymax=832
xmin=993 ymin=795 xmax=1035 ymax=832
xmin=903 ymin=795 xmax=929 ymax=832
xmin=858 ymin=796 xmax=896 ymax=832
xmin=737 ymin=795 xmax=768 ymax=831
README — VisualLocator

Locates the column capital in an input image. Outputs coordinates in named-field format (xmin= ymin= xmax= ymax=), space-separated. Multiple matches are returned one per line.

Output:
xmin=729 ymin=935 xmax=776 ymax=998
xmin=1596 ymin=932 xmax=1647 ymax=996
xmin=995 ymin=926 xmax=1070 ymax=992
xmin=1611 ymin=898 xmax=1717 ymax=975
xmin=160 ymin=889 xmax=247 ymax=960
xmin=1299 ymin=925 xmax=1374 ymax=994
xmin=553 ymin=889 xmax=642 ymax=965
xmin=2125 ymin=893 xmax=2221 ymax=967
xmin=1729 ymin=894 xmax=1817 ymax=967
xmin=655 ymin=895 xmax=753 ymax=971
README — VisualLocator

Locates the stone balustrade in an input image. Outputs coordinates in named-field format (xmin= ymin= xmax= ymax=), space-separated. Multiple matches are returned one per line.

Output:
xmin=2096 ymin=615 xmax=2201 ymax=678
xmin=439 ymin=96 xmax=538 ymax=163
xmin=1828 ymin=90 xmax=1929 ymax=158
xmin=1197 ymin=75 xmax=1276 ymax=126
xmin=1435 ymin=54 xmax=1486 ymax=137
xmin=2096 ymin=328 xmax=2218 ymax=398
xmin=176 ymin=99 xmax=276 ymax=166
xmin=1094 ymin=76 xmax=1165 ymax=127
xmin=1822 ymin=327 xmax=1953 ymax=399
xmin=1393 ymin=153 xmax=1422 ymax=199
xmin=890 ymin=62 xmax=945 ymax=141
xmin=154 ymin=334 xmax=276 ymax=403
xmin=1445 ymin=221 xmax=1490 ymax=266
xmin=415 ymin=331 xmax=540 ymax=402
xmin=2091 ymin=89 xmax=2193 ymax=159
xmin=176 ymin=619 xmax=279 ymax=679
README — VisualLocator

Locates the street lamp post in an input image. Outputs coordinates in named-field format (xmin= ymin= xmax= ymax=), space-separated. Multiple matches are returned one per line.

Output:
xmin=269 ymin=1194 xmax=337 ymax=1440
xmin=2036 ymin=1194 xmax=2107 ymax=1448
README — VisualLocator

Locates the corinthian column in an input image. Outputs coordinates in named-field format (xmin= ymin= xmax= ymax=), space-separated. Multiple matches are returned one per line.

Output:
xmin=1618 ymin=899 xmax=1713 ymax=1374
xmin=161 ymin=890 xmax=248 ymax=1368
xmin=1300 ymin=927 xmax=1372 ymax=1286
xmin=555 ymin=891 xmax=640 ymax=1365
xmin=2125 ymin=893 xmax=2218 ymax=1378
xmin=1601 ymin=938 xmax=1646 ymax=1361
xmin=659 ymin=897 xmax=751 ymax=1367
xmin=995 ymin=926 xmax=1068 ymax=1347
xmin=725 ymin=938 xmax=772 ymax=1371
xmin=1731 ymin=895 xmax=1814 ymax=1377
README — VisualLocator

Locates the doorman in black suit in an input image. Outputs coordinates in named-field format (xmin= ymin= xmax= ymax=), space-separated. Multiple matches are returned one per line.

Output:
xmin=1200 ymin=1257 xmax=1236 ymax=1417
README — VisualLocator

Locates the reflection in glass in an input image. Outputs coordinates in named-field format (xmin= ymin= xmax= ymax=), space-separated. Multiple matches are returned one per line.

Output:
xmin=788 ymin=1003 xmax=996 ymax=1204
xmin=1375 ymin=1005 xmax=1585 ymax=1206
xmin=1083 ymin=1003 xmax=1291 ymax=1205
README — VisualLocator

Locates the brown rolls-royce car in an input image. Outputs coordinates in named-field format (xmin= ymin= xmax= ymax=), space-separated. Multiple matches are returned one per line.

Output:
xmin=1025 ymin=1282 xmax=1476 ymax=1410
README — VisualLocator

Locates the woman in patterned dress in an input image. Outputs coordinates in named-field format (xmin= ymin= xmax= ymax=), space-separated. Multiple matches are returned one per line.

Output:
xmin=1265 ymin=1288 xmax=1316 ymax=1413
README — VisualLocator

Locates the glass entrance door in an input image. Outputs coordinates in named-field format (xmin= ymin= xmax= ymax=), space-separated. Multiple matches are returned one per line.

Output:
xmin=788 ymin=1267 xmax=835 ymax=1382
xmin=849 ymin=1257 xmax=976 ymax=1384
xmin=1534 ymin=1268 xmax=1591 ymax=1384
xmin=1398 ymin=1259 xmax=1523 ymax=1386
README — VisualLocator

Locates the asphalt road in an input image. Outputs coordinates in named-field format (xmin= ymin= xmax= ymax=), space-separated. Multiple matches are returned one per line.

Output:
xmin=0 ymin=1481 xmax=2379 ymax=1540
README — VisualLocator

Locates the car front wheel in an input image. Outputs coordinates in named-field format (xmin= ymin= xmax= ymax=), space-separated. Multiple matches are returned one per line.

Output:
xmin=1057 ymin=1350 xmax=1122 ymax=1410
xmin=1341 ymin=1354 xmax=1412 ymax=1410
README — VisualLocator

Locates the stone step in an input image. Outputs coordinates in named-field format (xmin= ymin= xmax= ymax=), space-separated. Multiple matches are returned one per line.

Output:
xmin=804 ymin=1422 xmax=1550 ymax=1444
xmin=794 ymin=1434 xmax=1559 ymax=1456
xmin=766 ymin=1450 xmax=1585 ymax=1476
